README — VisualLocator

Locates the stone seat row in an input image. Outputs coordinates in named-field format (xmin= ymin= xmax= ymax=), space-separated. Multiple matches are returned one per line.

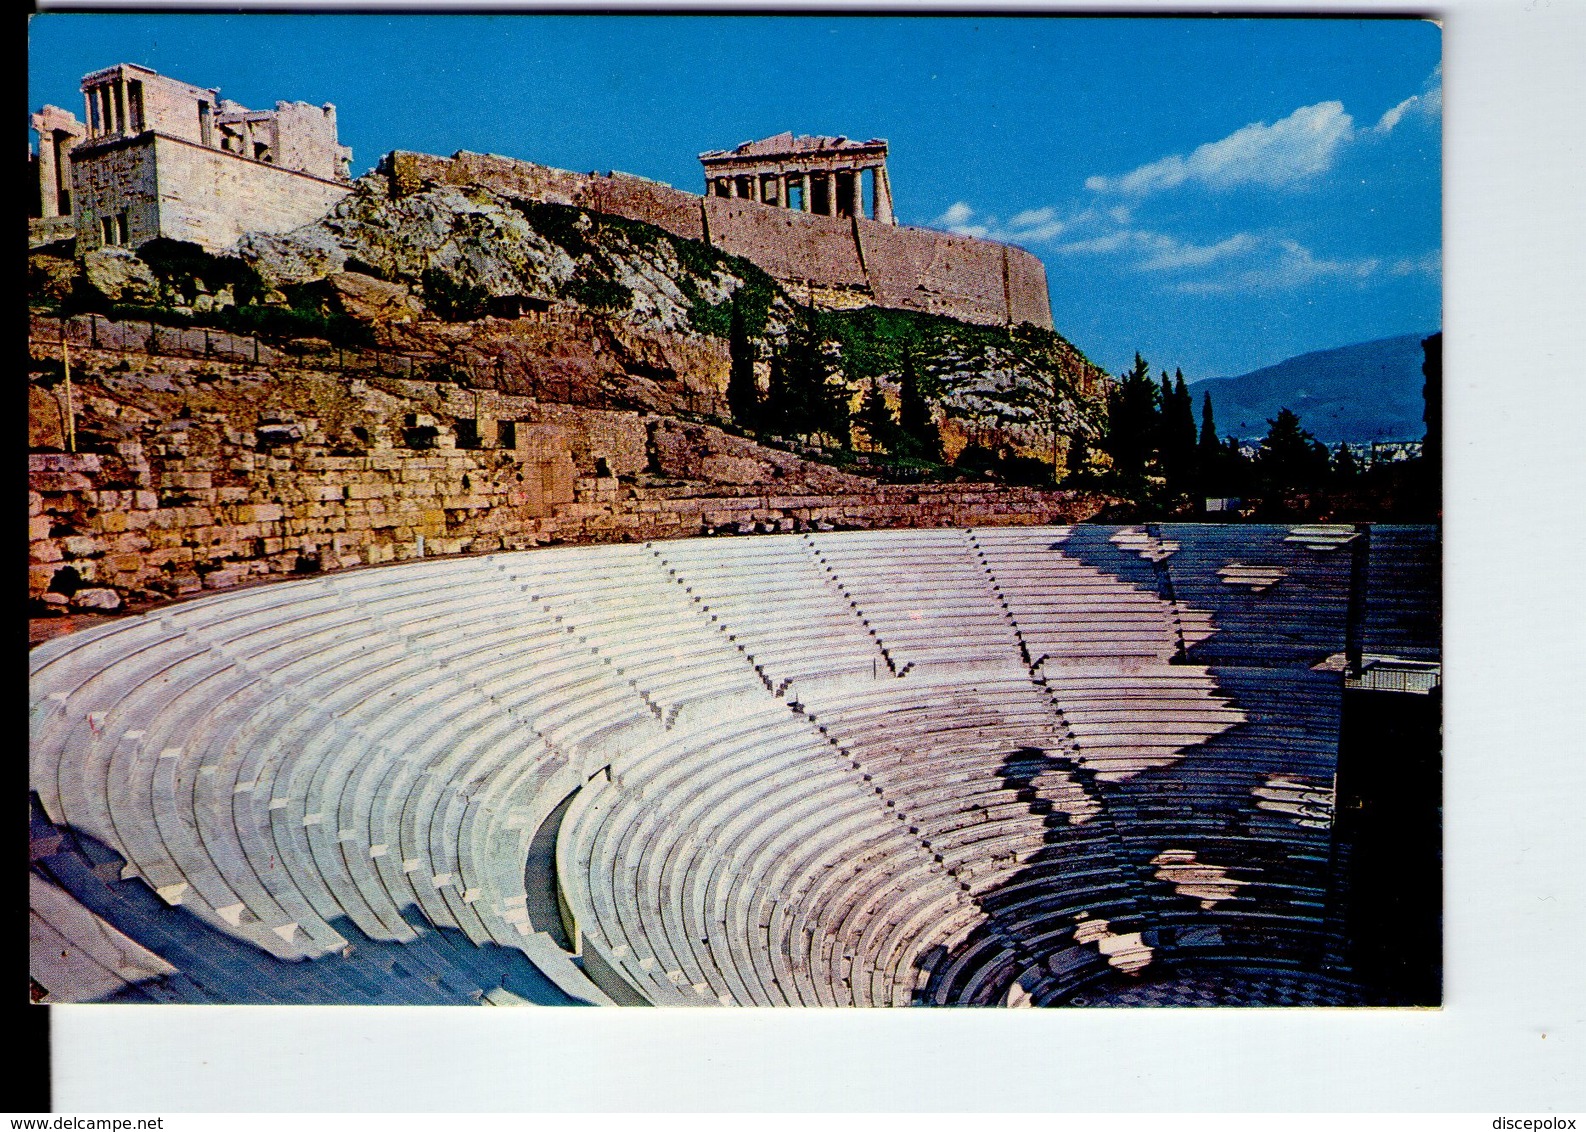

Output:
xmin=29 ymin=545 xmax=742 ymax=989
xmin=561 ymin=698 xmax=1006 ymax=1006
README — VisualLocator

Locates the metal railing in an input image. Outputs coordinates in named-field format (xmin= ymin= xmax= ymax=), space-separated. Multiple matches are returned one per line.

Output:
xmin=1345 ymin=661 xmax=1441 ymax=695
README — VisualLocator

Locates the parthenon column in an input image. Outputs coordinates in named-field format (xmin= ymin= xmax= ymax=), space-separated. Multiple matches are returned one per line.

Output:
xmin=872 ymin=164 xmax=895 ymax=225
xmin=798 ymin=172 xmax=811 ymax=212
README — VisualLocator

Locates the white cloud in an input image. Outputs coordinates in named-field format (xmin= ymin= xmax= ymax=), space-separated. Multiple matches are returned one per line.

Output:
xmin=1052 ymin=222 xmax=1382 ymax=292
xmin=1390 ymin=249 xmax=1442 ymax=278
xmin=1005 ymin=207 xmax=1069 ymax=242
xmin=1174 ymin=239 xmax=1380 ymax=294
xmin=933 ymin=202 xmax=1075 ymax=245
xmin=1087 ymin=69 xmax=1442 ymax=197
xmin=936 ymin=200 xmax=1412 ymax=297
xmin=1086 ymin=101 xmax=1356 ymax=195
xmin=1370 ymin=67 xmax=1443 ymax=136
xmin=1138 ymin=232 xmax=1260 ymax=272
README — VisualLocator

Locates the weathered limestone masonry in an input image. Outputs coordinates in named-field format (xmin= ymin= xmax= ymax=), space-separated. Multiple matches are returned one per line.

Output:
xmin=73 ymin=134 xmax=354 ymax=255
xmin=384 ymin=150 xmax=1054 ymax=331
xmin=29 ymin=105 xmax=85 ymax=242
xmin=31 ymin=64 xmax=354 ymax=253
xmin=28 ymin=337 xmax=1101 ymax=615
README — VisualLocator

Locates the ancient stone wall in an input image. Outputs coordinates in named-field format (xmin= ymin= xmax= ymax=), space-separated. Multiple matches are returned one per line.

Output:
xmin=120 ymin=69 xmax=214 ymax=145
xmin=255 ymin=101 xmax=346 ymax=182
xmin=70 ymin=138 xmax=161 ymax=250
xmin=585 ymin=174 xmax=705 ymax=242
xmin=856 ymin=222 xmax=1001 ymax=325
xmin=386 ymin=151 xmax=707 ymax=243
xmin=145 ymin=135 xmax=352 ymax=253
xmin=1005 ymin=244 xmax=1054 ymax=330
xmin=385 ymin=151 xmax=1056 ymax=331
xmin=28 ymin=339 xmax=1101 ymax=616
xmin=702 ymin=198 xmax=869 ymax=292
xmin=72 ymin=134 xmax=352 ymax=254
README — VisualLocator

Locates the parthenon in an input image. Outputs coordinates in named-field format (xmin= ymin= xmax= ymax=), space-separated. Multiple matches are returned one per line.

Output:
xmin=699 ymin=131 xmax=896 ymax=224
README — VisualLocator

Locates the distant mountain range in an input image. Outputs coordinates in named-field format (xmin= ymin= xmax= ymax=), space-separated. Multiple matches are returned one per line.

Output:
xmin=1190 ymin=332 xmax=1437 ymax=444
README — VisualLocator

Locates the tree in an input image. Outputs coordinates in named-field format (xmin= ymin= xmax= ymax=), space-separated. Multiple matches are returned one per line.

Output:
xmin=1102 ymin=352 xmax=1160 ymax=489
xmin=896 ymin=348 xmax=941 ymax=462
xmin=762 ymin=350 xmax=796 ymax=437
xmin=856 ymin=379 xmax=901 ymax=454
xmin=763 ymin=317 xmax=845 ymax=443
xmin=1257 ymin=408 xmax=1331 ymax=493
xmin=725 ymin=294 xmax=759 ymax=429
xmin=1198 ymin=392 xmax=1219 ymax=457
xmin=1160 ymin=368 xmax=1198 ymax=496
xmin=1332 ymin=442 xmax=1360 ymax=481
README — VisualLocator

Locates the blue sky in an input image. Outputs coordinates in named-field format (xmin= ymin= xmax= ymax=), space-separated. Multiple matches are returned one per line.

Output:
xmin=28 ymin=14 xmax=1440 ymax=380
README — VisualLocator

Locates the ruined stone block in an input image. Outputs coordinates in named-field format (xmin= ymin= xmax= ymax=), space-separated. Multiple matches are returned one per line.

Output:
xmin=71 ymin=587 xmax=122 ymax=611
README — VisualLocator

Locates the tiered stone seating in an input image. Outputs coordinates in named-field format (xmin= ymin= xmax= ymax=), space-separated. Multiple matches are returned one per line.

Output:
xmin=28 ymin=552 xmax=662 ymax=1004
xmin=31 ymin=524 xmax=1437 ymax=1008
xmin=557 ymin=696 xmax=972 ymax=1007
xmin=1157 ymin=524 xmax=1352 ymax=668
xmin=1361 ymin=526 xmax=1441 ymax=661
xmin=653 ymin=536 xmax=893 ymax=687
xmin=970 ymin=526 xmax=1186 ymax=664
xmin=804 ymin=530 xmax=1027 ymax=673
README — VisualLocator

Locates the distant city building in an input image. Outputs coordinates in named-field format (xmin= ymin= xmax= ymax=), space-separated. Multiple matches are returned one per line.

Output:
xmin=1370 ymin=439 xmax=1423 ymax=464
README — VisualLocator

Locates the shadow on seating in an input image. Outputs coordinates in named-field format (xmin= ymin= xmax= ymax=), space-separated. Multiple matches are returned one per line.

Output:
xmin=30 ymin=798 xmax=588 ymax=1006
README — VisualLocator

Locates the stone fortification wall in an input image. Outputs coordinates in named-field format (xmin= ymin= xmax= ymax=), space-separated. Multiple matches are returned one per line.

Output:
xmin=386 ymin=150 xmax=706 ymax=242
xmin=702 ymin=197 xmax=868 ymax=292
xmin=69 ymin=138 xmax=162 ymax=249
xmin=385 ymin=150 xmax=1054 ymax=331
xmin=144 ymin=135 xmax=351 ymax=253
xmin=28 ymin=336 xmax=1100 ymax=617
xmin=1005 ymin=244 xmax=1054 ymax=329
xmin=855 ymin=223 xmax=1004 ymax=326
xmin=74 ymin=134 xmax=352 ymax=254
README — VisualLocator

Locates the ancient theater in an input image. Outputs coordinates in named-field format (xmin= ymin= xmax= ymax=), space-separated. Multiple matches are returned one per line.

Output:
xmin=28 ymin=64 xmax=1440 ymax=1009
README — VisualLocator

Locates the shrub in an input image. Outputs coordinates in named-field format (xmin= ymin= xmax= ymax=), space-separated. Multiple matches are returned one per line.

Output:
xmin=420 ymin=268 xmax=490 ymax=322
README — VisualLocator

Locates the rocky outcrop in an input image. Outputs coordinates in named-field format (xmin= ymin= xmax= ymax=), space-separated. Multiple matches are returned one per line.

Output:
xmin=80 ymin=249 xmax=159 ymax=305
xmin=324 ymin=270 xmax=423 ymax=325
xmin=238 ymin=176 xmax=792 ymax=342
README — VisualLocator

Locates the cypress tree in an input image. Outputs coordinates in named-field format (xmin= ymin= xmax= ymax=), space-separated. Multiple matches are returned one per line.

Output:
xmin=764 ymin=317 xmax=833 ymax=442
xmin=857 ymin=379 xmax=900 ymax=454
xmin=1199 ymin=392 xmax=1219 ymax=454
xmin=1161 ymin=369 xmax=1198 ymax=495
xmin=897 ymin=348 xmax=940 ymax=461
xmin=762 ymin=350 xmax=793 ymax=437
xmin=1103 ymin=352 xmax=1160 ymax=488
xmin=725 ymin=294 xmax=759 ymax=430
xmin=1198 ymin=392 xmax=1223 ymax=495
